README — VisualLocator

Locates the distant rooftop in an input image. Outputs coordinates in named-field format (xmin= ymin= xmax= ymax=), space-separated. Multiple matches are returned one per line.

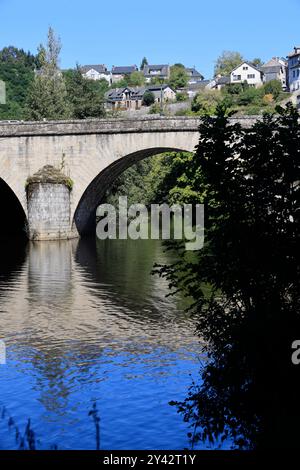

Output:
xmin=143 ymin=64 xmax=169 ymax=76
xmin=81 ymin=64 xmax=108 ymax=74
xmin=186 ymin=67 xmax=204 ymax=79
xmin=287 ymin=47 xmax=300 ymax=58
xmin=112 ymin=65 xmax=138 ymax=75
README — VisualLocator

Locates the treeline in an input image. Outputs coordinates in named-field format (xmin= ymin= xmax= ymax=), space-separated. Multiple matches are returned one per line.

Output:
xmin=0 ymin=28 xmax=108 ymax=121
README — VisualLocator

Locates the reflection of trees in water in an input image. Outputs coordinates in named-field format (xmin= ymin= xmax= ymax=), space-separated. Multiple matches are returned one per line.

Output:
xmin=75 ymin=236 xmax=191 ymax=322
xmin=0 ymin=236 xmax=198 ymax=421
xmin=161 ymin=105 xmax=300 ymax=449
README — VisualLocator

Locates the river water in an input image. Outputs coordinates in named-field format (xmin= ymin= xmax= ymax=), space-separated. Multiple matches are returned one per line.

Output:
xmin=0 ymin=237 xmax=202 ymax=450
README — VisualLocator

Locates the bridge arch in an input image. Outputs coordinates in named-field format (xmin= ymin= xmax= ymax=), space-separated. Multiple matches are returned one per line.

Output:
xmin=74 ymin=146 xmax=188 ymax=236
xmin=0 ymin=177 xmax=28 ymax=239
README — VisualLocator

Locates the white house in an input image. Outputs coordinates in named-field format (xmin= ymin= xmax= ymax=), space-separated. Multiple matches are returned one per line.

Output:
xmin=230 ymin=62 xmax=264 ymax=88
xmin=287 ymin=46 xmax=300 ymax=92
xmin=81 ymin=65 xmax=111 ymax=83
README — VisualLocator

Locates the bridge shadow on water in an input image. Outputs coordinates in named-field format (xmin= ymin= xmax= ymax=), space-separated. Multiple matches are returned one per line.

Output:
xmin=0 ymin=178 xmax=28 ymax=241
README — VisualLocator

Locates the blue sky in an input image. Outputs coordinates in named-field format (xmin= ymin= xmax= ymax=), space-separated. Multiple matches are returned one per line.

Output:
xmin=0 ymin=0 xmax=299 ymax=78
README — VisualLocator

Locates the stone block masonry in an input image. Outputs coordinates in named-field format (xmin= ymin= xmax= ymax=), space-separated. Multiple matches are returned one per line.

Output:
xmin=27 ymin=182 xmax=77 ymax=240
xmin=0 ymin=116 xmax=260 ymax=240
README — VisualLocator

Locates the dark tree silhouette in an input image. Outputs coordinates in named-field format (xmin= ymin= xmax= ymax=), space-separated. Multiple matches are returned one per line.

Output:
xmin=157 ymin=103 xmax=300 ymax=449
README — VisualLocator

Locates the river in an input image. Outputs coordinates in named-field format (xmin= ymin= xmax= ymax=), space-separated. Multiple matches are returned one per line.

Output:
xmin=0 ymin=236 xmax=202 ymax=450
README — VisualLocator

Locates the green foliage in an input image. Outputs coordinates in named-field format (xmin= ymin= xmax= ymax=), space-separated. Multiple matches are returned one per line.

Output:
xmin=149 ymin=76 xmax=166 ymax=85
xmin=140 ymin=57 xmax=148 ymax=70
xmin=149 ymin=102 xmax=162 ymax=114
xmin=191 ymin=90 xmax=221 ymax=115
xmin=0 ymin=47 xmax=36 ymax=119
xmin=252 ymin=57 xmax=264 ymax=68
xmin=110 ymin=71 xmax=145 ymax=89
xmin=142 ymin=90 xmax=155 ymax=106
xmin=26 ymin=28 xmax=71 ymax=120
xmin=128 ymin=71 xmax=145 ymax=87
xmin=214 ymin=50 xmax=244 ymax=77
xmin=169 ymin=64 xmax=189 ymax=90
xmin=64 ymin=67 xmax=107 ymax=119
xmin=157 ymin=103 xmax=300 ymax=449
xmin=263 ymin=79 xmax=282 ymax=99
xmin=176 ymin=91 xmax=188 ymax=102
xmin=110 ymin=77 xmax=130 ymax=89
xmin=104 ymin=151 xmax=195 ymax=209
xmin=105 ymin=159 xmax=157 ymax=207
xmin=218 ymin=80 xmax=288 ymax=115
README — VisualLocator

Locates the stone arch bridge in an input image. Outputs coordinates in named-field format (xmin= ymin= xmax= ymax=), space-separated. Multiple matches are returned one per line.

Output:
xmin=0 ymin=116 xmax=257 ymax=240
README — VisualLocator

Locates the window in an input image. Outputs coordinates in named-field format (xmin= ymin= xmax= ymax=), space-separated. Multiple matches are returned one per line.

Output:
xmin=247 ymin=74 xmax=255 ymax=79
xmin=243 ymin=66 xmax=248 ymax=70
xmin=233 ymin=74 xmax=241 ymax=81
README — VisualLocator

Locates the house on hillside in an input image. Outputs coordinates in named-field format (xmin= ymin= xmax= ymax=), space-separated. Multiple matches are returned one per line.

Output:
xmin=184 ymin=80 xmax=211 ymax=98
xmin=186 ymin=67 xmax=204 ymax=84
xmin=208 ymin=75 xmax=230 ymax=90
xmin=287 ymin=46 xmax=300 ymax=92
xmin=260 ymin=58 xmax=287 ymax=90
xmin=143 ymin=64 xmax=170 ymax=82
xmin=105 ymin=84 xmax=176 ymax=110
xmin=81 ymin=64 xmax=111 ymax=83
xmin=230 ymin=62 xmax=264 ymax=87
xmin=146 ymin=84 xmax=176 ymax=102
xmin=111 ymin=65 xmax=138 ymax=83
xmin=105 ymin=87 xmax=134 ymax=110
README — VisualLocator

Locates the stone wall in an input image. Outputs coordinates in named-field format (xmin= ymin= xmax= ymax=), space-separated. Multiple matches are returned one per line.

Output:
xmin=27 ymin=182 xmax=77 ymax=240
xmin=0 ymin=116 xmax=261 ymax=240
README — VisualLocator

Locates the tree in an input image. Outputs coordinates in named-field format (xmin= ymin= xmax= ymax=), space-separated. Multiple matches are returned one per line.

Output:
xmin=26 ymin=27 xmax=71 ymax=120
xmin=169 ymin=64 xmax=189 ymax=90
xmin=0 ymin=46 xmax=35 ymax=119
xmin=128 ymin=71 xmax=145 ymax=87
xmin=140 ymin=57 xmax=148 ymax=70
xmin=263 ymin=79 xmax=282 ymax=100
xmin=64 ymin=66 xmax=107 ymax=119
xmin=157 ymin=103 xmax=300 ymax=449
xmin=142 ymin=90 xmax=155 ymax=106
xmin=252 ymin=57 xmax=264 ymax=68
xmin=191 ymin=90 xmax=221 ymax=115
xmin=214 ymin=50 xmax=244 ymax=77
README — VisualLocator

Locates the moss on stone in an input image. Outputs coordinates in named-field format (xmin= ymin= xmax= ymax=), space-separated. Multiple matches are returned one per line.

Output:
xmin=26 ymin=165 xmax=73 ymax=191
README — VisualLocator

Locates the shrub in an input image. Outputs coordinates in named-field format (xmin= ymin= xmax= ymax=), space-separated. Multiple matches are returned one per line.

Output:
xmin=176 ymin=91 xmax=188 ymax=102
xmin=142 ymin=90 xmax=155 ymax=106
xmin=263 ymin=80 xmax=282 ymax=100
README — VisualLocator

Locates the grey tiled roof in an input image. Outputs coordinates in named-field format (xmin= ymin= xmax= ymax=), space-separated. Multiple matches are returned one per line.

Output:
xmin=81 ymin=64 xmax=108 ymax=74
xmin=105 ymin=84 xmax=174 ymax=102
xmin=217 ymin=76 xmax=230 ymax=85
xmin=147 ymin=84 xmax=174 ymax=92
xmin=143 ymin=64 xmax=169 ymax=76
xmin=111 ymin=66 xmax=138 ymax=74
xmin=186 ymin=67 xmax=204 ymax=79
xmin=187 ymin=80 xmax=211 ymax=90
